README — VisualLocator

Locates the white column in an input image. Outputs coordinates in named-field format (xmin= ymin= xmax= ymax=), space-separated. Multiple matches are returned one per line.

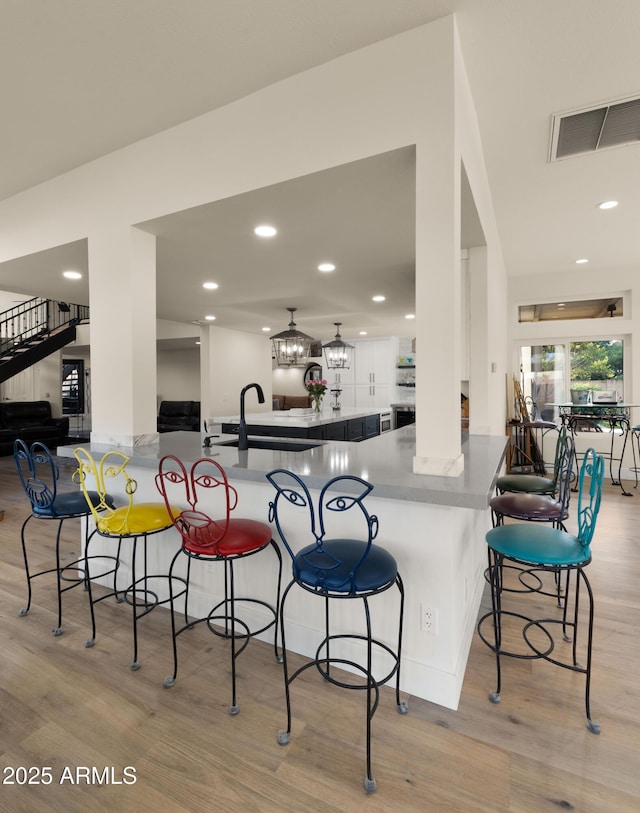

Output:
xmin=468 ymin=246 xmax=491 ymax=435
xmin=87 ymin=227 xmax=158 ymax=446
xmin=412 ymin=138 xmax=464 ymax=477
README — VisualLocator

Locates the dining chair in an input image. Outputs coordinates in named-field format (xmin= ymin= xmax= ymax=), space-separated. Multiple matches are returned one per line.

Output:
xmin=13 ymin=438 xmax=116 ymax=637
xmin=267 ymin=468 xmax=407 ymax=793
xmin=155 ymin=454 xmax=282 ymax=715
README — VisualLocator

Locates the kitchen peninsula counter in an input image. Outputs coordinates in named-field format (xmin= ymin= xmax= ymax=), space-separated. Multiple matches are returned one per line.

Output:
xmin=59 ymin=426 xmax=506 ymax=511
xmin=57 ymin=428 xmax=507 ymax=709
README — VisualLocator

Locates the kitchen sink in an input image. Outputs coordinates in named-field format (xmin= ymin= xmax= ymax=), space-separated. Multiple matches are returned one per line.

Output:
xmin=214 ymin=438 xmax=324 ymax=452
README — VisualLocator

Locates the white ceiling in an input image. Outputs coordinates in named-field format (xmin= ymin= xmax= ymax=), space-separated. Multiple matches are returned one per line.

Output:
xmin=1 ymin=0 xmax=639 ymax=344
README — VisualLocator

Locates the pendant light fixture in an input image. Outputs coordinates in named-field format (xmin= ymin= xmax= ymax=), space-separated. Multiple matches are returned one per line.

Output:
xmin=322 ymin=322 xmax=354 ymax=370
xmin=270 ymin=307 xmax=315 ymax=367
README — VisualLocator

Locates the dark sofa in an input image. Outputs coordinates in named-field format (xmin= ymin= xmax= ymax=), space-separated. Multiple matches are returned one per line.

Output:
xmin=272 ymin=394 xmax=313 ymax=410
xmin=157 ymin=400 xmax=201 ymax=433
xmin=0 ymin=401 xmax=69 ymax=456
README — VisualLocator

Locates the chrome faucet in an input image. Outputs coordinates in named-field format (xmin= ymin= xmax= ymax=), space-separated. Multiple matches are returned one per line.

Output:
xmin=238 ymin=382 xmax=265 ymax=451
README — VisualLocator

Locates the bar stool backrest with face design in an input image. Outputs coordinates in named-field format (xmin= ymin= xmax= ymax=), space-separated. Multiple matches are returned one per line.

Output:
xmin=13 ymin=438 xmax=116 ymax=638
xmin=74 ymin=447 xmax=186 ymax=670
xmin=267 ymin=468 xmax=407 ymax=794
xmin=155 ymin=454 xmax=282 ymax=715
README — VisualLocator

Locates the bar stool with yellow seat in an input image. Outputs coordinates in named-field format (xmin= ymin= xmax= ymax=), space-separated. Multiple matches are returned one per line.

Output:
xmin=74 ymin=447 xmax=186 ymax=670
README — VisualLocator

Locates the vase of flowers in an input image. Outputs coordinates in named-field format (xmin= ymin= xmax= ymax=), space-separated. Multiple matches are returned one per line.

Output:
xmin=305 ymin=378 xmax=328 ymax=412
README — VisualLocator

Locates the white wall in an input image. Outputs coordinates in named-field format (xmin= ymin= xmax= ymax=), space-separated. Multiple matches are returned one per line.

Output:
xmin=200 ymin=325 xmax=272 ymax=422
xmin=157 ymin=347 xmax=201 ymax=402
xmin=272 ymin=366 xmax=312 ymax=398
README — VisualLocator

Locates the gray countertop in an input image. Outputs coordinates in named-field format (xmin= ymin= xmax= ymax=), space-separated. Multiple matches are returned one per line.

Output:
xmin=58 ymin=427 xmax=507 ymax=511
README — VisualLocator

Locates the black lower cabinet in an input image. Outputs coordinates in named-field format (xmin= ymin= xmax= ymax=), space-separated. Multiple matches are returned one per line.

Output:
xmin=222 ymin=415 xmax=380 ymax=442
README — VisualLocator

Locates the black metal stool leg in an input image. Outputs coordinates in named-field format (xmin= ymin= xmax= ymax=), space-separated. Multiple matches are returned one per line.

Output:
xmin=18 ymin=515 xmax=34 ymax=619
xmin=52 ymin=519 xmax=65 ymax=636
xmin=363 ymin=595 xmax=376 ymax=793
xmin=228 ymin=559 xmax=239 ymax=715
xmin=130 ymin=537 xmax=140 ymax=671
xmin=270 ymin=539 xmax=284 ymax=663
xmin=488 ymin=548 xmax=504 ymax=703
xmin=277 ymin=581 xmax=295 ymax=747
xmin=395 ymin=574 xmax=408 ymax=714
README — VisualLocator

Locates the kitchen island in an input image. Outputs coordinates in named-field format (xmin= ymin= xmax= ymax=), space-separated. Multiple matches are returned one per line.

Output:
xmin=210 ymin=406 xmax=387 ymax=442
xmin=58 ymin=427 xmax=506 ymax=709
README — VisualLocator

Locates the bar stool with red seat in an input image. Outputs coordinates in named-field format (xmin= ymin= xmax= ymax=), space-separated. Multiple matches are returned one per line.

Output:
xmin=155 ymin=454 xmax=282 ymax=715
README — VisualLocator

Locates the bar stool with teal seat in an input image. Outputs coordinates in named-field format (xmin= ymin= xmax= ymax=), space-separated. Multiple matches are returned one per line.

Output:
xmin=478 ymin=448 xmax=604 ymax=733
xmin=74 ymin=447 xmax=186 ymax=670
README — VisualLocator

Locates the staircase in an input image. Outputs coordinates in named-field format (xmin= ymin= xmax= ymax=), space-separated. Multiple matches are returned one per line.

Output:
xmin=0 ymin=298 xmax=89 ymax=384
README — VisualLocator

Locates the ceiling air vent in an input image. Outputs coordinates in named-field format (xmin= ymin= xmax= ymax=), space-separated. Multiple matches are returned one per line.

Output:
xmin=550 ymin=95 xmax=640 ymax=160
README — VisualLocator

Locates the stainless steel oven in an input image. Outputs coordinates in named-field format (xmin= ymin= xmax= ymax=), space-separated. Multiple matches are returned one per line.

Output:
xmin=380 ymin=410 xmax=392 ymax=433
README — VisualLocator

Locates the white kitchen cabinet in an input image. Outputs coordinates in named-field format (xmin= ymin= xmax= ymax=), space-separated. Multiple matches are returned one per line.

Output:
xmin=355 ymin=382 xmax=391 ymax=408
xmin=335 ymin=337 xmax=398 ymax=408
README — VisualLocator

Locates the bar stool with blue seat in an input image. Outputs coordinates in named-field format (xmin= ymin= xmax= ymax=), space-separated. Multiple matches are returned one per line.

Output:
xmin=74 ymin=447 xmax=186 ymax=670
xmin=13 ymin=438 xmax=117 ymax=637
xmin=155 ymin=454 xmax=282 ymax=715
xmin=478 ymin=448 xmax=604 ymax=733
xmin=267 ymin=469 xmax=407 ymax=794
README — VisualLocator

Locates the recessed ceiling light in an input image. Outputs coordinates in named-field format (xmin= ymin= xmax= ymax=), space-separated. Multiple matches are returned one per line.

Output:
xmin=318 ymin=263 xmax=336 ymax=272
xmin=63 ymin=270 xmax=82 ymax=279
xmin=195 ymin=341 xmax=201 ymax=345
xmin=203 ymin=281 xmax=218 ymax=290
xmin=205 ymin=315 xmax=216 ymax=321
xmin=372 ymin=295 xmax=385 ymax=302
xmin=262 ymin=326 xmax=271 ymax=332
xmin=254 ymin=224 xmax=277 ymax=237
xmin=405 ymin=314 xmax=415 ymax=320
xmin=359 ymin=330 xmax=368 ymax=335
xmin=598 ymin=200 xmax=618 ymax=210
xmin=576 ymin=258 xmax=589 ymax=264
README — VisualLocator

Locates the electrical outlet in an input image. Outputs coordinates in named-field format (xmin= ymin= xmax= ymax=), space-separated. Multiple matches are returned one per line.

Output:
xmin=420 ymin=604 xmax=438 ymax=634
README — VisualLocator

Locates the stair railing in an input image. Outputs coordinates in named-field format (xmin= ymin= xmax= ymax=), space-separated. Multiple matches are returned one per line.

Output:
xmin=0 ymin=297 xmax=89 ymax=358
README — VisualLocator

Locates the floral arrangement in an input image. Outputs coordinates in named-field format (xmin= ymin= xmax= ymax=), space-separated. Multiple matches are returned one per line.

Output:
xmin=304 ymin=378 xmax=328 ymax=398
xmin=305 ymin=378 xmax=328 ymax=411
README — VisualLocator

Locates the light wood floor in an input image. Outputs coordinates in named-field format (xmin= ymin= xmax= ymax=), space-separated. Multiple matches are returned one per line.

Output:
xmin=0 ymin=455 xmax=638 ymax=812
